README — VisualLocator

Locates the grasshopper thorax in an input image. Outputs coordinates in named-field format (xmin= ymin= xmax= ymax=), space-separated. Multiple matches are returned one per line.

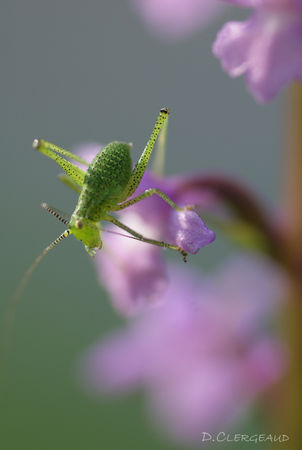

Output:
xmin=69 ymin=214 xmax=102 ymax=250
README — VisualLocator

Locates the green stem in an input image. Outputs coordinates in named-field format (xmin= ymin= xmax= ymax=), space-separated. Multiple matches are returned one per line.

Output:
xmin=278 ymin=83 xmax=302 ymax=448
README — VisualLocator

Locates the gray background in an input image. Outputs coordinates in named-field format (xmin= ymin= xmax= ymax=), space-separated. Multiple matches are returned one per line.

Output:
xmin=2 ymin=1 xmax=283 ymax=449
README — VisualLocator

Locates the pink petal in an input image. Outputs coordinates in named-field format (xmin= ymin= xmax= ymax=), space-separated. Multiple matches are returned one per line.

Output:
xmin=130 ymin=0 xmax=226 ymax=40
xmin=213 ymin=10 xmax=302 ymax=102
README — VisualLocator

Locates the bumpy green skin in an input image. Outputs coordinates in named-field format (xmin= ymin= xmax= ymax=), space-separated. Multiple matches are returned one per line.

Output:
xmin=69 ymin=142 xmax=132 ymax=249
xmin=74 ymin=142 xmax=132 ymax=222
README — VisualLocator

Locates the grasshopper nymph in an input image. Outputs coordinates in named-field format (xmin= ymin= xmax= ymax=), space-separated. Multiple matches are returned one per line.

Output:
xmin=13 ymin=108 xmax=193 ymax=306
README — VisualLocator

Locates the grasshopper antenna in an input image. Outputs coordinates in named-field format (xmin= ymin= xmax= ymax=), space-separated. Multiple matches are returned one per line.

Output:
xmin=41 ymin=202 xmax=70 ymax=226
xmin=1 ymin=230 xmax=71 ymax=374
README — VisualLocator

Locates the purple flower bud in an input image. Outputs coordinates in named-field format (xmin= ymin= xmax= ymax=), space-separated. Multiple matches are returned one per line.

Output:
xmin=170 ymin=210 xmax=216 ymax=254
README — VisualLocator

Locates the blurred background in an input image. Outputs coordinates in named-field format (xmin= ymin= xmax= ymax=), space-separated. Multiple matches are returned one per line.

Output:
xmin=2 ymin=1 xmax=284 ymax=449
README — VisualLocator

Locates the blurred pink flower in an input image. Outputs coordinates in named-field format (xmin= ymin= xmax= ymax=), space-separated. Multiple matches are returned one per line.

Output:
xmin=75 ymin=144 xmax=215 ymax=316
xmin=130 ymin=0 xmax=226 ymax=40
xmin=80 ymin=255 xmax=287 ymax=444
xmin=96 ymin=210 xmax=168 ymax=315
xmin=213 ymin=0 xmax=302 ymax=101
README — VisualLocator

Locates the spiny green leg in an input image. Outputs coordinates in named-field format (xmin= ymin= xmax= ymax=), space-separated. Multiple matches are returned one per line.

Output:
xmin=120 ymin=108 xmax=170 ymax=201
xmin=112 ymin=188 xmax=192 ymax=212
xmin=105 ymin=214 xmax=187 ymax=261
xmin=33 ymin=139 xmax=86 ymax=187
xmin=58 ymin=174 xmax=82 ymax=194
xmin=33 ymin=139 xmax=89 ymax=166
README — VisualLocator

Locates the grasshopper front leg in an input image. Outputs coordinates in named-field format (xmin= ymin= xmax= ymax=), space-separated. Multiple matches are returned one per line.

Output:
xmin=105 ymin=214 xmax=187 ymax=262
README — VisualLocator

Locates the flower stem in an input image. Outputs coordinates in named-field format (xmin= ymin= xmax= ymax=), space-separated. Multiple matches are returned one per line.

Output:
xmin=280 ymin=83 xmax=302 ymax=448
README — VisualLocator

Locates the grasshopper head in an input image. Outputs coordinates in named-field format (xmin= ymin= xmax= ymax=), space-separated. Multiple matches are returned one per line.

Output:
xmin=69 ymin=215 xmax=102 ymax=251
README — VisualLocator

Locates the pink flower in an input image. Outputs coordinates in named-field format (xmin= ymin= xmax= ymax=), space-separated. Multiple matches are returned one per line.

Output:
xmin=75 ymin=144 xmax=215 ymax=316
xmin=96 ymin=211 xmax=168 ymax=316
xmin=80 ymin=255 xmax=287 ymax=444
xmin=213 ymin=0 xmax=302 ymax=101
xmin=130 ymin=0 xmax=226 ymax=40
xmin=97 ymin=170 xmax=215 ymax=316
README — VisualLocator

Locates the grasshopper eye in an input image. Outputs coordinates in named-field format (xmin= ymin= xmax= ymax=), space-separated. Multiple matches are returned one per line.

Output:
xmin=75 ymin=219 xmax=83 ymax=229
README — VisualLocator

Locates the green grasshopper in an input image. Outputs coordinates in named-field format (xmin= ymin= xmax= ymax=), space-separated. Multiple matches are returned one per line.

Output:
xmin=13 ymin=108 xmax=190 ymax=305
xmin=34 ymin=108 xmax=188 ymax=258
xmin=1 ymin=108 xmax=192 ymax=366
